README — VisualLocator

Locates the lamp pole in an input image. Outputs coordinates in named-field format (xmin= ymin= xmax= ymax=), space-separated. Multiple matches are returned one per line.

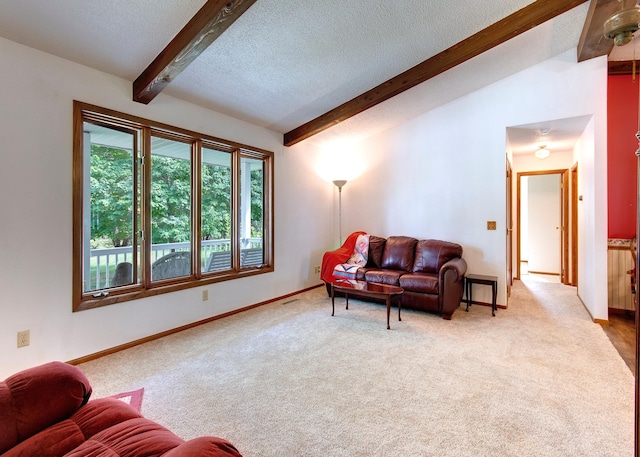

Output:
xmin=333 ymin=180 xmax=347 ymax=245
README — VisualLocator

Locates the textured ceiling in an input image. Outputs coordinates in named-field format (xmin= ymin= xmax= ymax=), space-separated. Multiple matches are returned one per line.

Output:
xmin=0 ymin=0 xmax=207 ymax=81
xmin=507 ymin=115 xmax=594 ymax=156
xmin=0 ymin=0 xmax=600 ymax=150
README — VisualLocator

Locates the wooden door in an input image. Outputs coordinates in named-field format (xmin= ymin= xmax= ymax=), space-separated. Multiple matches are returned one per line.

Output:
xmin=561 ymin=170 xmax=569 ymax=284
xmin=570 ymin=164 xmax=578 ymax=286
xmin=506 ymin=158 xmax=513 ymax=297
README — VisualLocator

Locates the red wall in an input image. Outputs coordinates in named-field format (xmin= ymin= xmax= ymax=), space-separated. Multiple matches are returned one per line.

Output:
xmin=608 ymin=75 xmax=639 ymax=239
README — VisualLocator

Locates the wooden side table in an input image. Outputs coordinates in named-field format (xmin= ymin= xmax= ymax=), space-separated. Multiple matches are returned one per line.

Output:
xmin=465 ymin=274 xmax=498 ymax=317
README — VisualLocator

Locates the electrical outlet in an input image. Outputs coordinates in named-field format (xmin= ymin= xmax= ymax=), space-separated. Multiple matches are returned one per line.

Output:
xmin=314 ymin=265 xmax=321 ymax=274
xmin=17 ymin=330 xmax=30 ymax=348
xmin=202 ymin=290 xmax=209 ymax=301
xmin=487 ymin=221 xmax=497 ymax=230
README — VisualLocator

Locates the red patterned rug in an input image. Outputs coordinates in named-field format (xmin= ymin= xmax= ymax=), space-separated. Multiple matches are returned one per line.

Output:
xmin=111 ymin=388 xmax=144 ymax=412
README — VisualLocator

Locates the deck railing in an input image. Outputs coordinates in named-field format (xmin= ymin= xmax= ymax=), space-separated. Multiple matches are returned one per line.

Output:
xmin=86 ymin=238 xmax=262 ymax=291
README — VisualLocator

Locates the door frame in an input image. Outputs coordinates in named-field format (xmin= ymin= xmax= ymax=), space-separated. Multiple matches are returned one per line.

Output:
xmin=506 ymin=157 xmax=513 ymax=298
xmin=516 ymin=169 xmax=569 ymax=283
xmin=570 ymin=163 xmax=578 ymax=286
xmin=561 ymin=169 xmax=570 ymax=284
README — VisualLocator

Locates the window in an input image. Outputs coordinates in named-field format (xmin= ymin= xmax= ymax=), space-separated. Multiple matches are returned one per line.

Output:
xmin=73 ymin=102 xmax=274 ymax=311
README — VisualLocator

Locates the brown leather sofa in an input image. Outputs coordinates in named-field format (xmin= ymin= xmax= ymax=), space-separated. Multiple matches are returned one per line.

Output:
xmin=323 ymin=234 xmax=467 ymax=319
xmin=0 ymin=361 xmax=242 ymax=457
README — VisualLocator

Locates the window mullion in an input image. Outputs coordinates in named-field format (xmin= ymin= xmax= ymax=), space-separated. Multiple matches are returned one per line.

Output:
xmin=232 ymin=149 xmax=241 ymax=270
xmin=131 ymin=131 xmax=140 ymax=286
xmin=141 ymin=127 xmax=152 ymax=287
xmin=193 ymin=140 xmax=202 ymax=278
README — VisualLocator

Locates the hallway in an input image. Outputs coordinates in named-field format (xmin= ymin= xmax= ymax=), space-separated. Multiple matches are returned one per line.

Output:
xmin=520 ymin=270 xmax=635 ymax=375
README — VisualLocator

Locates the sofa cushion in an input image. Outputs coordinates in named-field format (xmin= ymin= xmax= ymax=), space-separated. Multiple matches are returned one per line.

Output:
xmin=2 ymin=419 xmax=86 ymax=457
xmin=0 ymin=361 xmax=92 ymax=454
xmin=380 ymin=236 xmax=418 ymax=271
xmin=365 ymin=236 xmax=386 ymax=268
xmin=399 ymin=273 xmax=439 ymax=294
xmin=67 ymin=418 xmax=185 ymax=457
xmin=69 ymin=397 xmax=143 ymax=439
xmin=364 ymin=269 xmax=403 ymax=286
xmin=412 ymin=239 xmax=463 ymax=274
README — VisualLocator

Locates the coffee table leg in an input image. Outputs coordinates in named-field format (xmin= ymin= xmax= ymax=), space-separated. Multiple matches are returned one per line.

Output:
xmin=398 ymin=295 xmax=402 ymax=322
xmin=386 ymin=296 xmax=391 ymax=330
xmin=331 ymin=284 xmax=335 ymax=316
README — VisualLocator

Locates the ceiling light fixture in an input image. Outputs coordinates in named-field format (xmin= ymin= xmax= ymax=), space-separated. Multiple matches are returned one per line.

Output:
xmin=535 ymin=145 xmax=550 ymax=159
xmin=604 ymin=2 xmax=640 ymax=47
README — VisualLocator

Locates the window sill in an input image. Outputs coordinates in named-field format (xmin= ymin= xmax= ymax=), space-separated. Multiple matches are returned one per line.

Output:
xmin=74 ymin=266 xmax=274 ymax=312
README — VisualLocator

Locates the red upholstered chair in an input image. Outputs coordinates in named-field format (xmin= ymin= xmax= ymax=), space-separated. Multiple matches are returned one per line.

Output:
xmin=0 ymin=361 xmax=242 ymax=457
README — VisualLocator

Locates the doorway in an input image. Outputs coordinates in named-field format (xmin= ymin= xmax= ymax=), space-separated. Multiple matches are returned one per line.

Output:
xmin=517 ymin=170 xmax=570 ymax=284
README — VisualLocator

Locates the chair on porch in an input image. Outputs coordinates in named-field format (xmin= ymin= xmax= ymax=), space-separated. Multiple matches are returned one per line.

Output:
xmin=241 ymin=247 xmax=263 ymax=267
xmin=205 ymin=250 xmax=232 ymax=272
xmin=152 ymin=251 xmax=191 ymax=280
xmin=111 ymin=261 xmax=133 ymax=287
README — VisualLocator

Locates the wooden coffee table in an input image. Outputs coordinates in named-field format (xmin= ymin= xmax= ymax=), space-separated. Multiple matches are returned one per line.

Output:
xmin=331 ymin=280 xmax=404 ymax=329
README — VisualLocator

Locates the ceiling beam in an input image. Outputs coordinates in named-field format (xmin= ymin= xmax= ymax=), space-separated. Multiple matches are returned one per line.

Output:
xmin=284 ymin=0 xmax=588 ymax=147
xmin=609 ymin=60 xmax=640 ymax=75
xmin=577 ymin=0 xmax=637 ymax=62
xmin=133 ymin=0 xmax=257 ymax=104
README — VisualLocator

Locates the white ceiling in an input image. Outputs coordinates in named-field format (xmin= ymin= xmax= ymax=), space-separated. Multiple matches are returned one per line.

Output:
xmin=0 ymin=0 xmax=621 ymax=151
xmin=506 ymin=115 xmax=594 ymax=156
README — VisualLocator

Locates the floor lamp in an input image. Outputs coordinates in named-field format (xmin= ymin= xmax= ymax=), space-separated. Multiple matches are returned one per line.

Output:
xmin=333 ymin=180 xmax=347 ymax=245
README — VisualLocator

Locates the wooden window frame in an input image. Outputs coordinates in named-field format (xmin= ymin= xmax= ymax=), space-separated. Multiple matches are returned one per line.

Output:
xmin=72 ymin=101 xmax=274 ymax=312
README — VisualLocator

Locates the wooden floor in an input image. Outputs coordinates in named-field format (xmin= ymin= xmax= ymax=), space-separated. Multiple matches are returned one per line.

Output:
xmin=601 ymin=311 xmax=636 ymax=376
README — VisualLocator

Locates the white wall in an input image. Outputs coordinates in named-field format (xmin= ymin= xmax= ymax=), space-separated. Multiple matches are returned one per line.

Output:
xmin=0 ymin=37 xmax=334 ymax=378
xmin=573 ymin=117 xmax=608 ymax=320
xmin=300 ymin=49 xmax=608 ymax=316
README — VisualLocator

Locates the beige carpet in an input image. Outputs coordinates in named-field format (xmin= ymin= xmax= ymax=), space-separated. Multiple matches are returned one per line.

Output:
xmin=79 ymin=278 xmax=634 ymax=456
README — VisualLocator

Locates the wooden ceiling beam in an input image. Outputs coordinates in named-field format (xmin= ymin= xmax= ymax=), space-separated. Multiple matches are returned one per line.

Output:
xmin=609 ymin=60 xmax=640 ymax=75
xmin=577 ymin=0 xmax=637 ymax=62
xmin=284 ymin=0 xmax=588 ymax=147
xmin=133 ymin=0 xmax=257 ymax=104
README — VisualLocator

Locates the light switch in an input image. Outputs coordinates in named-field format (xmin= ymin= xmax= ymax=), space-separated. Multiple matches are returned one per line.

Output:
xmin=487 ymin=221 xmax=497 ymax=230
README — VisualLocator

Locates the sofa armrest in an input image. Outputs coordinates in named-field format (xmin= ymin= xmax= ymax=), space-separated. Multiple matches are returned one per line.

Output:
xmin=162 ymin=437 xmax=243 ymax=457
xmin=0 ymin=362 xmax=92 ymax=454
xmin=439 ymin=257 xmax=467 ymax=319
xmin=439 ymin=257 xmax=467 ymax=282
